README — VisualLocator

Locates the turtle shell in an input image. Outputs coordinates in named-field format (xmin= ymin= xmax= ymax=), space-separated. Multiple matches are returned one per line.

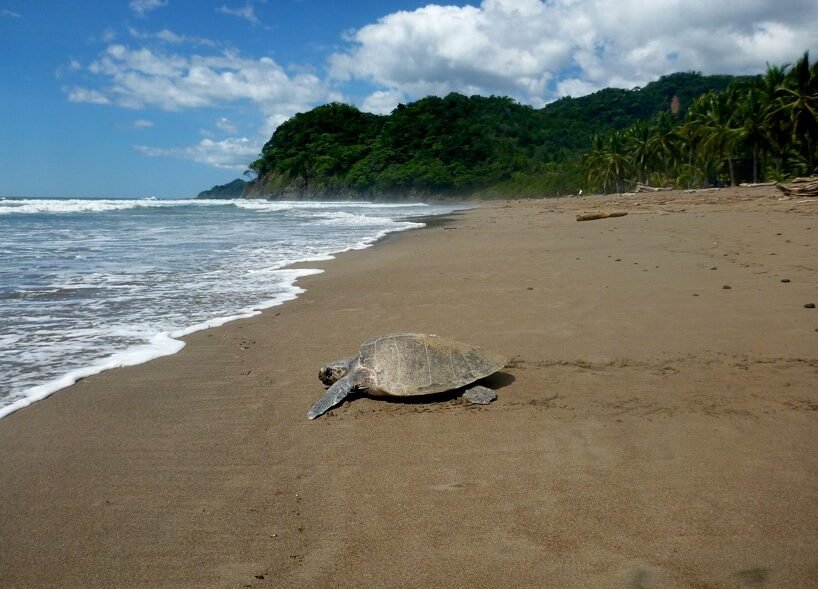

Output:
xmin=357 ymin=333 xmax=505 ymax=397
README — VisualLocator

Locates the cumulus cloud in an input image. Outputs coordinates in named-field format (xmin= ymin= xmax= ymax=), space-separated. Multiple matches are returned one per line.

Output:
xmin=361 ymin=89 xmax=406 ymax=115
xmin=331 ymin=0 xmax=818 ymax=102
xmin=66 ymin=87 xmax=111 ymax=105
xmin=130 ymin=0 xmax=167 ymax=16
xmin=216 ymin=117 xmax=238 ymax=133
xmin=218 ymin=3 xmax=260 ymax=25
xmin=128 ymin=27 xmax=219 ymax=47
xmin=135 ymin=137 xmax=260 ymax=170
xmin=72 ymin=43 xmax=326 ymax=124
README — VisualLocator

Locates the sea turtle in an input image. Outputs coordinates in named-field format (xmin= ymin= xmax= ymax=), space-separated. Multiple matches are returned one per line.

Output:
xmin=308 ymin=333 xmax=506 ymax=419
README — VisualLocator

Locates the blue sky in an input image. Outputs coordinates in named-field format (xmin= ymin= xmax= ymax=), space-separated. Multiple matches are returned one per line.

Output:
xmin=1 ymin=0 xmax=816 ymax=198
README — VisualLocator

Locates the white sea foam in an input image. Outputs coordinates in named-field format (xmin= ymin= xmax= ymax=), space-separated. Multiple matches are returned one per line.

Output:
xmin=0 ymin=333 xmax=185 ymax=419
xmin=0 ymin=198 xmax=232 ymax=215
xmin=311 ymin=211 xmax=396 ymax=225
xmin=0 ymin=198 xmax=463 ymax=419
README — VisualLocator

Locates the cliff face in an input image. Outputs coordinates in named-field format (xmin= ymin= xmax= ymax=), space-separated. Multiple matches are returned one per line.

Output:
xmin=241 ymin=173 xmax=391 ymax=200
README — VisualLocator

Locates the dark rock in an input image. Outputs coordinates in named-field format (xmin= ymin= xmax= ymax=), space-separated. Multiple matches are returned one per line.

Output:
xmin=722 ymin=285 xmax=732 ymax=290
xmin=805 ymin=303 xmax=816 ymax=309
xmin=781 ymin=278 xmax=791 ymax=283
xmin=463 ymin=385 xmax=497 ymax=405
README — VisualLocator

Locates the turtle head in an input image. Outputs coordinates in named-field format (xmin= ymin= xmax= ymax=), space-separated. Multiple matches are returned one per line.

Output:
xmin=319 ymin=359 xmax=353 ymax=385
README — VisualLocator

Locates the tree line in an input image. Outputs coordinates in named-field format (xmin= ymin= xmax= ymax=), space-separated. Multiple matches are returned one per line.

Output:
xmin=585 ymin=52 xmax=818 ymax=193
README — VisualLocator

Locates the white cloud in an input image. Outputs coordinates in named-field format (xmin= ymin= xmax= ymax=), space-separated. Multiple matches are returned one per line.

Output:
xmin=55 ymin=59 xmax=83 ymax=79
xmin=1 ymin=8 xmax=22 ymax=18
xmin=331 ymin=0 xmax=818 ymax=103
xmin=132 ymin=119 xmax=154 ymax=128
xmin=72 ymin=44 xmax=327 ymax=124
xmin=66 ymin=87 xmax=111 ymax=105
xmin=130 ymin=0 xmax=168 ymax=16
xmin=216 ymin=117 xmax=238 ymax=133
xmin=100 ymin=28 xmax=117 ymax=43
xmin=128 ymin=27 xmax=219 ymax=47
xmin=361 ymin=89 xmax=405 ymax=115
xmin=218 ymin=3 xmax=260 ymax=25
xmin=135 ymin=137 xmax=260 ymax=170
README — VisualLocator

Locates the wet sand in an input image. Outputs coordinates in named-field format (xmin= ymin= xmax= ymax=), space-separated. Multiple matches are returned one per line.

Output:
xmin=1 ymin=187 xmax=817 ymax=588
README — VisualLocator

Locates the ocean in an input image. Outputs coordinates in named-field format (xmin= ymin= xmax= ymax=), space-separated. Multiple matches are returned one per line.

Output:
xmin=0 ymin=197 xmax=465 ymax=419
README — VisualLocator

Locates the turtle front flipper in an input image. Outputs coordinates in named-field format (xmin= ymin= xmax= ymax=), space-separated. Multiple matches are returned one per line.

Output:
xmin=307 ymin=368 xmax=376 ymax=420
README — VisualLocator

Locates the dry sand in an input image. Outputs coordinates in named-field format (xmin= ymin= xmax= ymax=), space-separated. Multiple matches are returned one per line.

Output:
xmin=1 ymin=187 xmax=817 ymax=588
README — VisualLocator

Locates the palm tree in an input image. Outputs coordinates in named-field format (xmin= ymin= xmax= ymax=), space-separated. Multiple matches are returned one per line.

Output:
xmin=674 ymin=121 xmax=705 ymax=188
xmin=695 ymin=90 xmax=741 ymax=186
xmin=758 ymin=64 xmax=790 ymax=174
xmin=734 ymin=86 xmax=770 ymax=183
xmin=646 ymin=111 xmax=681 ymax=185
xmin=585 ymin=131 xmax=631 ymax=194
xmin=773 ymin=52 xmax=818 ymax=173
xmin=601 ymin=131 xmax=631 ymax=193
xmin=625 ymin=121 xmax=652 ymax=184
xmin=584 ymin=133 xmax=605 ymax=190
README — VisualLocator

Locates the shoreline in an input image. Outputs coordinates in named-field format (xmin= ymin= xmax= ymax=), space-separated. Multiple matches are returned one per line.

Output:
xmin=0 ymin=204 xmax=467 ymax=421
xmin=1 ymin=187 xmax=817 ymax=587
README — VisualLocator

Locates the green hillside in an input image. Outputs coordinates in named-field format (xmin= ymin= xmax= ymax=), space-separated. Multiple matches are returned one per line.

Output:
xmin=246 ymin=72 xmax=750 ymax=198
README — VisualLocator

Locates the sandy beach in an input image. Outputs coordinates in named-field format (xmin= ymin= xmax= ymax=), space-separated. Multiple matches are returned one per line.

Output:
xmin=1 ymin=187 xmax=817 ymax=588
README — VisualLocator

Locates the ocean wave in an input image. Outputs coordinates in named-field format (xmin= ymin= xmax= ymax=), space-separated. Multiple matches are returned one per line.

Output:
xmin=233 ymin=200 xmax=428 ymax=209
xmin=0 ymin=268 xmax=324 ymax=420
xmin=0 ymin=198 xmax=460 ymax=420
xmin=310 ymin=211 xmax=398 ymax=226
xmin=0 ymin=198 xmax=233 ymax=215
xmin=231 ymin=200 xmax=430 ymax=213
xmin=0 ymin=198 xmax=430 ymax=215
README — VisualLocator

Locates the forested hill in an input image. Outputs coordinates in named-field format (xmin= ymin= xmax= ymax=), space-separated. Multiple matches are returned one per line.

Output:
xmin=245 ymin=72 xmax=744 ymax=199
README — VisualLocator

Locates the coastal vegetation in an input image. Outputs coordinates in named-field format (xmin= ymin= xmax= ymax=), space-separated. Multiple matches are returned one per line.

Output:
xmin=197 ymin=178 xmax=248 ymax=199
xmin=238 ymin=52 xmax=817 ymax=199
xmin=585 ymin=52 xmax=818 ymax=193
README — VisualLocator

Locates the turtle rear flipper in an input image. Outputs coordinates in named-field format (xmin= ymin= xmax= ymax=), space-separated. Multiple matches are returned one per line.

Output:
xmin=463 ymin=385 xmax=497 ymax=405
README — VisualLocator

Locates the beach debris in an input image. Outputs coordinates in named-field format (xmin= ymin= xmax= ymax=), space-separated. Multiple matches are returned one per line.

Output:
xmin=308 ymin=333 xmax=506 ymax=419
xmin=633 ymin=183 xmax=673 ymax=193
xmin=781 ymin=279 xmax=791 ymax=283
xmin=723 ymin=285 xmax=732 ymax=290
xmin=776 ymin=177 xmax=818 ymax=197
xmin=806 ymin=303 xmax=816 ymax=309
xmin=576 ymin=212 xmax=628 ymax=222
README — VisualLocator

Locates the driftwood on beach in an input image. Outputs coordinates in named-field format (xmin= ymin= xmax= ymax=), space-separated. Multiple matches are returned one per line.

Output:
xmin=776 ymin=177 xmax=818 ymax=197
xmin=576 ymin=211 xmax=628 ymax=222
xmin=633 ymin=183 xmax=672 ymax=193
